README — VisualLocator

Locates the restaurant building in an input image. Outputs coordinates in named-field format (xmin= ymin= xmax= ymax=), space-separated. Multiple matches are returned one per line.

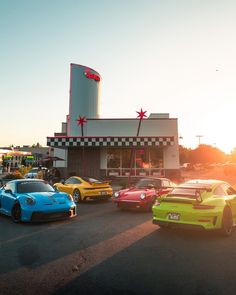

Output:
xmin=47 ymin=63 xmax=180 ymax=179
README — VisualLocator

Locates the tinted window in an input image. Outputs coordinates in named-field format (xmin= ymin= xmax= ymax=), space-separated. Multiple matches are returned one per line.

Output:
xmin=221 ymin=184 xmax=236 ymax=195
xmin=226 ymin=186 xmax=236 ymax=195
xmin=29 ymin=168 xmax=38 ymax=173
xmin=17 ymin=181 xmax=54 ymax=193
xmin=5 ymin=182 xmax=15 ymax=192
xmin=213 ymin=185 xmax=226 ymax=196
xmin=135 ymin=179 xmax=161 ymax=188
xmin=162 ymin=180 xmax=170 ymax=187
xmin=65 ymin=177 xmax=81 ymax=184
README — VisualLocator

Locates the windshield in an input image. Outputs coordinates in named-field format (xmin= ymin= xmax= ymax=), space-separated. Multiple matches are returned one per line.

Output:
xmin=17 ymin=181 xmax=55 ymax=193
xmin=28 ymin=168 xmax=38 ymax=173
xmin=135 ymin=179 xmax=161 ymax=189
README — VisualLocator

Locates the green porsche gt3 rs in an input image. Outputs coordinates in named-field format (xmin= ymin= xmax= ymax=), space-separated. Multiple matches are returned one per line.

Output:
xmin=152 ymin=179 xmax=236 ymax=236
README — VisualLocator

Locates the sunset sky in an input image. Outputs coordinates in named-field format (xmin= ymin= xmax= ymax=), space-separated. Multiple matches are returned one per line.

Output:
xmin=1 ymin=0 xmax=236 ymax=153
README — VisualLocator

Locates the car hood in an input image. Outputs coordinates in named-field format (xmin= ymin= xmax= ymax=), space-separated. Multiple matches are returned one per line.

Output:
xmin=119 ymin=188 xmax=153 ymax=200
xmin=18 ymin=192 xmax=70 ymax=205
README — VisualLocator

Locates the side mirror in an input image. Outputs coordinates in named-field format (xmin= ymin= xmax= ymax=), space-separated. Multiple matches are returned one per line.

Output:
xmin=60 ymin=179 xmax=65 ymax=184
xmin=54 ymin=186 xmax=59 ymax=192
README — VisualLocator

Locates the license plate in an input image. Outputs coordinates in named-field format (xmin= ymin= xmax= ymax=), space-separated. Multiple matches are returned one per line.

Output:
xmin=100 ymin=191 xmax=107 ymax=195
xmin=168 ymin=212 xmax=180 ymax=221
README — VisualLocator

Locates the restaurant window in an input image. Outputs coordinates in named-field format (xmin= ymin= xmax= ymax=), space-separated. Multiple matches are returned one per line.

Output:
xmin=149 ymin=148 xmax=163 ymax=168
xmin=121 ymin=148 xmax=133 ymax=168
xmin=107 ymin=149 xmax=121 ymax=168
xmin=135 ymin=149 xmax=149 ymax=169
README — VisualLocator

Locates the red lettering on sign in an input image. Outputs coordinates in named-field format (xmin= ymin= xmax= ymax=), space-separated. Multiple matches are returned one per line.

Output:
xmin=84 ymin=70 xmax=100 ymax=81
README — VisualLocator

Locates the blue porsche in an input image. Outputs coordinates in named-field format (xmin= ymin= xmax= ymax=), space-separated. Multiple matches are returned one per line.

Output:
xmin=0 ymin=179 xmax=77 ymax=222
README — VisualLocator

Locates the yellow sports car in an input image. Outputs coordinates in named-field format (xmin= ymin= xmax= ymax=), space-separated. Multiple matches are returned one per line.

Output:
xmin=54 ymin=176 xmax=113 ymax=202
xmin=152 ymin=179 xmax=236 ymax=236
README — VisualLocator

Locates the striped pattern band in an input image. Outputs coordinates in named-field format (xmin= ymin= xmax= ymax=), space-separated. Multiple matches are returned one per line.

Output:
xmin=47 ymin=136 xmax=175 ymax=147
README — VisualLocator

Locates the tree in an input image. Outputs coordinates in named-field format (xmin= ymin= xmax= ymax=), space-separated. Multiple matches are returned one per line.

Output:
xmin=189 ymin=144 xmax=226 ymax=164
xmin=31 ymin=142 xmax=42 ymax=148
xmin=179 ymin=145 xmax=192 ymax=164
xmin=229 ymin=147 xmax=236 ymax=163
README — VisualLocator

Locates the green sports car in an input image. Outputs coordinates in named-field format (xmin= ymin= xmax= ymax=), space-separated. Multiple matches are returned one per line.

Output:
xmin=152 ymin=179 xmax=236 ymax=236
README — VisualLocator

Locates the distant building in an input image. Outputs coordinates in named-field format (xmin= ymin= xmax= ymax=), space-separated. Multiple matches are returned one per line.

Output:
xmin=47 ymin=63 xmax=180 ymax=179
xmin=0 ymin=146 xmax=51 ymax=169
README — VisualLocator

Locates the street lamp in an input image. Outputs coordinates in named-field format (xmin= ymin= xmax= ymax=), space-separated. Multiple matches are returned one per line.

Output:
xmin=196 ymin=135 xmax=203 ymax=145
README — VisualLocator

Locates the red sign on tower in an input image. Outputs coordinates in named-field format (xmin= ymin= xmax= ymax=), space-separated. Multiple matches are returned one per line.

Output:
xmin=84 ymin=69 xmax=100 ymax=82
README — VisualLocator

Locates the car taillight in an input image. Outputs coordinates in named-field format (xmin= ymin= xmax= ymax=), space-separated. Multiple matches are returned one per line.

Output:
xmin=193 ymin=204 xmax=215 ymax=209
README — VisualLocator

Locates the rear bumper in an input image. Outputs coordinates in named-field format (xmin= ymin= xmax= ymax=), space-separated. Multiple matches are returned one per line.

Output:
xmin=153 ymin=219 xmax=205 ymax=230
xmin=152 ymin=205 xmax=223 ymax=230
xmin=83 ymin=195 xmax=112 ymax=201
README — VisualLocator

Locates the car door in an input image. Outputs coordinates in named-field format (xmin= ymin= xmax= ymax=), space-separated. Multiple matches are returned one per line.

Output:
xmin=1 ymin=182 xmax=17 ymax=215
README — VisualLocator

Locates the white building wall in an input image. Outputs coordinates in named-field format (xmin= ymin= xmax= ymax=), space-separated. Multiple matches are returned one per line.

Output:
xmin=53 ymin=148 xmax=68 ymax=168
xmin=163 ymin=146 xmax=179 ymax=169
xmin=83 ymin=118 xmax=178 ymax=137
xmin=51 ymin=115 xmax=180 ymax=171
xmin=100 ymin=148 xmax=107 ymax=169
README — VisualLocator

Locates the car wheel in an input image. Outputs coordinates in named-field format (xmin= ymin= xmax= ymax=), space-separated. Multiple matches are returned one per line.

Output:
xmin=147 ymin=197 xmax=156 ymax=212
xmin=221 ymin=206 xmax=233 ymax=236
xmin=12 ymin=203 xmax=22 ymax=223
xmin=73 ymin=189 xmax=82 ymax=203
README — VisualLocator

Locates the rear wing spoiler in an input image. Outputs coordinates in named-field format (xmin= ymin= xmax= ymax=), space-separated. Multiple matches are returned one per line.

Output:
xmin=90 ymin=180 xmax=112 ymax=185
xmin=175 ymin=187 xmax=212 ymax=192
xmin=166 ymin=186 xmax=212 ymax=202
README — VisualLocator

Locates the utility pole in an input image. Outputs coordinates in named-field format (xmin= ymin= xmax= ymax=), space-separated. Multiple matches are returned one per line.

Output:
xmin=196 ymin=135 xmax=203 ymax=145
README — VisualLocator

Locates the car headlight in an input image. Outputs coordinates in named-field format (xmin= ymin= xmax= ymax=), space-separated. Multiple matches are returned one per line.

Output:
xmin=114 ymin=191 xmax=120 ymax=198
xmin=25 ymin=197 xmax=36 ymax=205
xmin=67 ymin=194 xmax=73 ymax=201
xmin=140 ymin=193 xmax=146 ymax=200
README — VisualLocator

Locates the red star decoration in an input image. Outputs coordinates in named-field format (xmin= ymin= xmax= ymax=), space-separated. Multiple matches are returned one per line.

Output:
xmin=136 ymin=108 xmax=147 ymax=120
xmin=76 ymin=116 xmax=87 ymax=126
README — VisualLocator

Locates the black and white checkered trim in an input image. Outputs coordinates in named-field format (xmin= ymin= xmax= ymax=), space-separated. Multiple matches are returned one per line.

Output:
xmin=47 ymin=136 xmax=175 ymax=147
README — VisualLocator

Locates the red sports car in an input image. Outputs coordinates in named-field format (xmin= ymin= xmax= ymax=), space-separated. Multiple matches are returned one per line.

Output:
xmin=113 ymin=177 xmax=176 ymax=211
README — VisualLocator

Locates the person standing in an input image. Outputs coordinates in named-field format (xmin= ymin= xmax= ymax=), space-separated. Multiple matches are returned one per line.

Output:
xmin=37 ymin=166 xmax=44 ymax=179
xmin=53 ymin=168 xmax=61 ymax=184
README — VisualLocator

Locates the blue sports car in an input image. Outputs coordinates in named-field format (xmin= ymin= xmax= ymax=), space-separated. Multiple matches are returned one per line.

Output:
xmin=0 ymin=179 xmax=77 ymax=222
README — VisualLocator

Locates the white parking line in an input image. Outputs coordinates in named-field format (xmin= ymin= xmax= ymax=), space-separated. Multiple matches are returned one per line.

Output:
xmin=0 ymin=220 xmax=157 ymax=295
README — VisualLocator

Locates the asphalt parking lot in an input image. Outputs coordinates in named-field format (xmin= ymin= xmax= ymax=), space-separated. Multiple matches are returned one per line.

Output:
xmin=1 ymin=199 xmax=236 ymax=295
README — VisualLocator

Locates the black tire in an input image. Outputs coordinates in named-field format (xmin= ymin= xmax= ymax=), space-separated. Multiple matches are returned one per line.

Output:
xmin=146 ymin=197 xmax=156 ymax=212
xmin=221 ymin=206 xmax=233 ymax=236
xmin=73 ymin=189 xmax=82 ymax=203
xmin=12 ymin=203 xmax=22 ymax=223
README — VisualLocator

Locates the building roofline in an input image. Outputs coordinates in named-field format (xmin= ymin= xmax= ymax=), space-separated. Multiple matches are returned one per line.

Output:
xmin=83 ymin=118 xmax=178 ymax=121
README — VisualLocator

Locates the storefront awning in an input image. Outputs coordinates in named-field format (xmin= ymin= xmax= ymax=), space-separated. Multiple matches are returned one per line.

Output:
xmin=47 ymin=136 xmax=175 ymax=147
